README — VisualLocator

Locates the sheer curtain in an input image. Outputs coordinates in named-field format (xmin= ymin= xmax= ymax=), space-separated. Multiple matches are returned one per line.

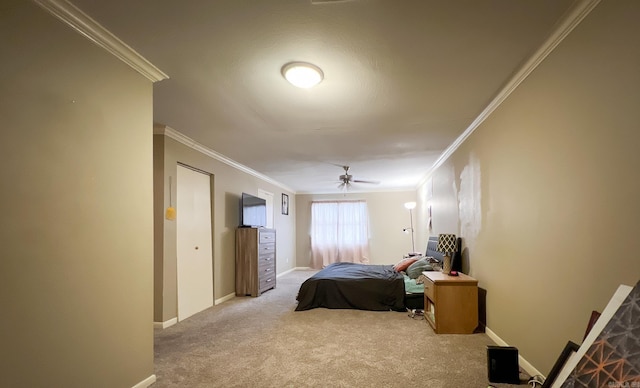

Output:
xmin=310 ymin=200 xmax=370 ymax=269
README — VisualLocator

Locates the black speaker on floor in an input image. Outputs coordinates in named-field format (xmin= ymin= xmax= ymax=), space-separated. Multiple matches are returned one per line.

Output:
xmin=487 ymin=345 xmax=520 ymax=384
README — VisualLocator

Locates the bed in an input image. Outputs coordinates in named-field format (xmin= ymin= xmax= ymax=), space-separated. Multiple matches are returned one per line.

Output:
xmin=295 ymin=262 xmax=405 ymax=311
xmin=295 ymin=236 xmax=462 ymax=312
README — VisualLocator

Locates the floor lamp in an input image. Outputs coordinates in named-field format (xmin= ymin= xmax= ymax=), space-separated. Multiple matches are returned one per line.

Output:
xmin=403 ymin=202 xmax=417 ymax=255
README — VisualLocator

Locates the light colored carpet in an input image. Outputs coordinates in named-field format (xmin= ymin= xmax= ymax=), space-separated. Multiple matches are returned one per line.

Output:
xmin=154 ymin=270 xmax=528 ymax=387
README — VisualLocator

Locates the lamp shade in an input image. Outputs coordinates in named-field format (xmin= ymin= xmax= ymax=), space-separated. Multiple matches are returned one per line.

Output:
xmin=404 ymin=201 xmax=416 ymax=210
xmin=436 ymin=234 xmax=457 ymax=254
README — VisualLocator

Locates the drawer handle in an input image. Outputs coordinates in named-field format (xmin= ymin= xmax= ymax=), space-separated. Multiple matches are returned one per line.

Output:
xmin=266 ymin=278 xmax=272 ymax=282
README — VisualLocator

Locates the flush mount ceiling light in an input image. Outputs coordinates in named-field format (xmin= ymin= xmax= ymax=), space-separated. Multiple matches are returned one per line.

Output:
xmin=281 ymin=62 xmax=324 ymax=88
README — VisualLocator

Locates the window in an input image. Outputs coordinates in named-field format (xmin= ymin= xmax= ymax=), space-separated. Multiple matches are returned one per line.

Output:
xmin=310 ymin=200 xmax=370 ymax=268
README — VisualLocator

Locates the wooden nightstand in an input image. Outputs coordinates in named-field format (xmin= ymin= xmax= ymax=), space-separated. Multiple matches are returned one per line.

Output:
xmin=422 ymin=271 xmax=478 ymax=334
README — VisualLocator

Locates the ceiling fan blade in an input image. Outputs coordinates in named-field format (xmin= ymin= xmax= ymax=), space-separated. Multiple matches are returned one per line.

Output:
xmin=352 ymin=179 xmax=380 ymax=184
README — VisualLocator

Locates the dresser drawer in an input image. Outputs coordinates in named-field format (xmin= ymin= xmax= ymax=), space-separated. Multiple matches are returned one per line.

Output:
xmin=258 ymin=263 xmax=275 ymax=278
xmin=259 ymin=251 xmax=275 ymax=262
xmin=258 ymin=254 xmax=275 ymax=270
xmin=423 ymin=277 xmax=435 ymax=300
xmin=259 ymin=242 xmax=275 ymax=255
xmin=259 ymin=275 xmax=276 ymax=292
xmin=259 ymin=231 xmax=275 ymax=244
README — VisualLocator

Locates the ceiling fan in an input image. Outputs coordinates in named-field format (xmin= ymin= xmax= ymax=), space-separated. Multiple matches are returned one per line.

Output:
xmin=337 ymin=165 xmax=380 ymax=190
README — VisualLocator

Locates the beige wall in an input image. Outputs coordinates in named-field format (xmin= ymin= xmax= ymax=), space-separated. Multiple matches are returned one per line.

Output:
xmin=153 ymin=134 xmax=296 ymax=323
xmin=416 ymin=0 xmax=640 ymax=375
xmin=295 ymin=191 xmax=417 ymax=267
xmin=0 ymin=1 xmax=155 ymax=386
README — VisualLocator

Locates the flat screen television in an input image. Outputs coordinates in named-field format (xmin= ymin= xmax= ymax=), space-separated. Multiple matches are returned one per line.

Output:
xmin=240 ymin=192 xmax=267 ymax=227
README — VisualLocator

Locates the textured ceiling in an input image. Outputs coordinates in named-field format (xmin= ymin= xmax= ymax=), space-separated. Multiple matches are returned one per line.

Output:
xmin=72 ymin=0 xmax=575 ymax=193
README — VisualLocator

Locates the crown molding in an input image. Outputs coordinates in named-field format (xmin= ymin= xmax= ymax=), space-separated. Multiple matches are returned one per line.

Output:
xmin=416 ymin=0 xmax=601 ymax=188
xmin=154 ymin=124 xmax=295 ymax=193
xmin=33 ymin=0 xmax=168 ymax=83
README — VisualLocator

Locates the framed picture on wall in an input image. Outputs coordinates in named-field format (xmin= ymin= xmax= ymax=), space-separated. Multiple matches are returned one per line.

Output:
xmin=282 ymin=193 xmax=289 ymax=215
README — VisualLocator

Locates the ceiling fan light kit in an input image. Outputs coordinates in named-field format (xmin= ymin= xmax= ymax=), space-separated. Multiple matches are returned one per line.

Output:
xmin=281 ymin=62 xmax=324 ymax=88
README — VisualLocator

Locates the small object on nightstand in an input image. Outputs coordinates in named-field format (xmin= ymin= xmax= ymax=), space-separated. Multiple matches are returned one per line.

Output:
xmin=449 ymin=270 xmax=458 ymax=276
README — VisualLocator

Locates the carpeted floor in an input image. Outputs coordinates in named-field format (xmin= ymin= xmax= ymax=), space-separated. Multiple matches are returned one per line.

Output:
xmin=154 ymin=270 xmax=529 ymax=387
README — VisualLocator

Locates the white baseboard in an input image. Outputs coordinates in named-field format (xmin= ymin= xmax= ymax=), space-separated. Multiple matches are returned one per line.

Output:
xmin=153 ymin=318 xmax=177 ymax=329
xmin=215 ymin=292 xmax=235 ymax=305
xmin=277 ymin=268 xmax=297 ymax=277
xmin=154 ymin=268 xmax=315 ymax=330
xmin=132 ymin=374 xmax=156 ymax=388
xmin=485 ymin=327 xmax=543 ymax=378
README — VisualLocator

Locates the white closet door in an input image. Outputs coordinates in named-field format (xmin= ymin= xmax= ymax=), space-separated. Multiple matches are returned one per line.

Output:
xmin=177 ymin=165 xmax=213 ymax=321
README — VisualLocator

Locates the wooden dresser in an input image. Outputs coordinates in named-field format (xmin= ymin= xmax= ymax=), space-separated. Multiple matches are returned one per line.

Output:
xmin=422 ymin=271 xmax=478 ymax=334
xmin=235 ymin=227 xmax=276 ymax=297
